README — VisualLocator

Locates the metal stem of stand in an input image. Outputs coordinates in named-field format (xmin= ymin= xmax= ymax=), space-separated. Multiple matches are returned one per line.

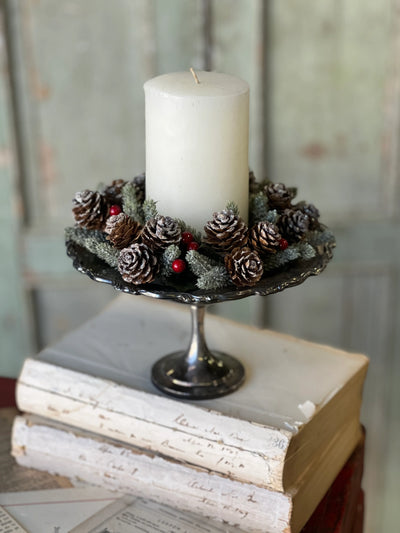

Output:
xmin=151 ymin=304 xmax=245 ymax=400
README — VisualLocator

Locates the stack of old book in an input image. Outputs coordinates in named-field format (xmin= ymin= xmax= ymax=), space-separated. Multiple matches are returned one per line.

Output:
xmin=11 ymin=295 xmax=368 ymax=533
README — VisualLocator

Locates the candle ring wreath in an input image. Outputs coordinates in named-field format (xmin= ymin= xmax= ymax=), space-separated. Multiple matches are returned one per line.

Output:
xmin=65 ymin=172 xmax=336 ymax=295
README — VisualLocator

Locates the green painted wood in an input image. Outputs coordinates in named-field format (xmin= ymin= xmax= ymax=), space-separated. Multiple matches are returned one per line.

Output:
xmin=212 ymin=0 xmax=265 ymax=181
xmin=13 ymin=0 xmax=154 ymax=228
xmin=381 ymin=273 xmax=400 ymax=532
xmin=0 ymin=10 xmax=33 ymax=377
xmin=332 ymin=220 xmax=400 ymax=266
xmin=267 ymin=0 xmax=392 ymax=223
xmin=154 ymin=0 xmax=204 ymax=73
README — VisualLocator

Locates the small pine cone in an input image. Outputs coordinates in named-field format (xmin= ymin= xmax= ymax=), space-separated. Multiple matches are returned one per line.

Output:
xmin=295 ymin=201 xmax=320 ymax=230
xmin=264 ymin=183 xmax=294 ymax=211
xmin=203 ymin=210 xmax=248 ymax=253
xmin=279 ymin=208 xmax=310 ymax=242
xmin=104 ymin=213 xmax=125 ymax=235
xmin=132 ymin=172 xmax=146 ymax=204
xmin=72 ymin=190 xmax=108 ymax=230
xmin=102 ymin=179 xmax=127 ymax=205
xmin=225 ymin=247 xmax=263 ymax=287
xmin=141 ymin=216 xmax=181 ymax=251
xmin=105 ymin=213 xmax=142 ymax=249
xmin=250 ymin=221 xmax=281 ymax=254
xmin=118 ymin=243 xmax=159 ymax=285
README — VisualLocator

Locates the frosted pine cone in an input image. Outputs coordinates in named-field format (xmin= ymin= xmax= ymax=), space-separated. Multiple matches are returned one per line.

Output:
xmin=225 ymin=247 xmax=263 ymax=287
xmin=118 ymin=243 xmax=159 ymax=285
xmin=250 ymin=221 xmax=281 ymax=254
xmin=264 ymin=183 xmax=295 ymax=211
xmin=295 ymin=202 xmax=320 ymax=230
xmin=104 ymin=213 xmax=125 ymax=235
xmin=102 ymin=179 xmax=127 ymax=205
xmin=279 ymin=208 xmax=310 ymax=242
xmin=203 ymin=210 xmax=248 ymax=253
xmin=105 ymin=213 xmax=142 ymax=249
xmin=72 ymin=190 xmax=108 ymax=230
xmin=141 ymin=216 xmax=181 ymax=251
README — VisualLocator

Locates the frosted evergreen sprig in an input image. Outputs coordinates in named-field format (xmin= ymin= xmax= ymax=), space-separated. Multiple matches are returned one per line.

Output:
xmin=297 ymin=242 xmax=316 ymax=260
xmin=265 ymin=209 xmax=279 ymax=224
xmin=88 ymin=240 xmax=120 ymax=268
xmin=249 ymin=192 xmax=270 ymax=225
xmin=122 ymin=182 xmax=144 ymax=223
xmin=262 ymin=246 xmax=300 ymax=272
xmin=225 ymin=201 xmax=240 ymax=216
xmin=186 ymin=250 xmax=230 ymax=290
xmin=65 ymin=226 xmax=107 ymax=243
xmin=160 ymin=244 xmax=182 ymax=278
xmin=142 ymin=199 xmax=159 ymax=222
xmin=262 ymin=241 xmax=316 ymax=273
xmin=197 ymin=266 xmax=230 ymax=290
xmin=306 ymin=228 xmax=335 ymax=248
xmin=65 ymin=226 xmax=119 ymax=267
xmin=186 ymin=249 xmax=220 ymax=277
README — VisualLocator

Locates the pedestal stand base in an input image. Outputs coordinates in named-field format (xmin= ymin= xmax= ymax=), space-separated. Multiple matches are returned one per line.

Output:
xmin=151 ymin=351 xmax=245 ymax=400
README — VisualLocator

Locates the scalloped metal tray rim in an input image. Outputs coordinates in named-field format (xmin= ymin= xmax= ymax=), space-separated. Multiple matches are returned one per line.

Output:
xmin=66 ymin=240 xmax=335 ymax=305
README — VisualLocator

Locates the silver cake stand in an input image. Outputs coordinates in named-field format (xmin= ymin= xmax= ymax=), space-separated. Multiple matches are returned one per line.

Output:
xmin=66 ymin=239 xmax=335 ymax=400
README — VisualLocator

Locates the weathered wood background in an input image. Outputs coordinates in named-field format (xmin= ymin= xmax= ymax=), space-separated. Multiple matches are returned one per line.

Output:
xmin=1 ymin=1 xmax=398 ymax=531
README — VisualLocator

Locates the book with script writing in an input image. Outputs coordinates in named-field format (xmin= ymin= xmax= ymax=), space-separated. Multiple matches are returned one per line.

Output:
xmin=15 ymin=295 xmax=368 ymax=493
xmin=11 ymin=414 xmax=363 ymax=533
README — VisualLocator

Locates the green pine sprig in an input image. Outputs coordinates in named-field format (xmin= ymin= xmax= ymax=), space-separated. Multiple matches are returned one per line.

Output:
xmin=142 ymin=199 xmax=159 ymax=222
xmin=65 ymin=226 xmax=119 ymax=267
xmin=225 ymin=201 xmax=240 ymax=216
xmin=160 ymin=244 xmax=182 ymax=278
xmin=186 ymin=249 xmax=219 ymax=277
xmin=122 ymin=182 xmax=144 ymax=223
xmin=306 ymin=228 xmax=335 ymax=248
xmin=249 ymin=192 xmax=270 ymax=225
xmin=186 ymin=250 xmax=230 ymax=290
xmin=197 ymin=265 xmax=230 ymax=290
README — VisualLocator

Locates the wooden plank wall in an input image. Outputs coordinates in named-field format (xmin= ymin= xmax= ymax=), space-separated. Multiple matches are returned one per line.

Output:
xmin=0 ymin=1 xmax=398 ymax=531
xmin=0 ymin=6 xmax=32 ymax=377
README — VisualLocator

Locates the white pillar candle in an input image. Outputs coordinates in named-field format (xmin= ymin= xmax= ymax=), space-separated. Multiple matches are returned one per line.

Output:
xmin=144 ymin=71 xmax=249 ymax=233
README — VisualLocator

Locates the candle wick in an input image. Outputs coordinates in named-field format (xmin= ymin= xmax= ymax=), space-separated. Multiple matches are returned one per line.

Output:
xmin=190 ymin=67 xmax=200 ymax=84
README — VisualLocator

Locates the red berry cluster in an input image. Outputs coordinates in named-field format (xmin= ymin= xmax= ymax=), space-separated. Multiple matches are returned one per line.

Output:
xmin=182 ymin=231 xmax=199 ymax=251
xmin=172 ymin=231 xmax=200 ymax=274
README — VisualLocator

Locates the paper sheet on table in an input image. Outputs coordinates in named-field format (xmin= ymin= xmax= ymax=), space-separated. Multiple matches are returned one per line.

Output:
xmin=70 ymin=495 xmax=237 ymax=533
xmin=0 ymin=505 xmax=27 ymax=532
xmin=0 ymin=488 xmax=119 ymax=533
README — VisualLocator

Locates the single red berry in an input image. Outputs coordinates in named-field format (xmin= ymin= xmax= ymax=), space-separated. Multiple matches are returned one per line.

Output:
xmin=172 ymin=259 xmax=186 ymax=273
xmin=181 ymin=231 xmax=194 ymax=245
xmin=279 ymin=238 xmax=289 ymax=251
xmin=109 ymin=204 xmax=122 ymax=216
xmin=188 ymin=241 xmax=199 ymax=251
